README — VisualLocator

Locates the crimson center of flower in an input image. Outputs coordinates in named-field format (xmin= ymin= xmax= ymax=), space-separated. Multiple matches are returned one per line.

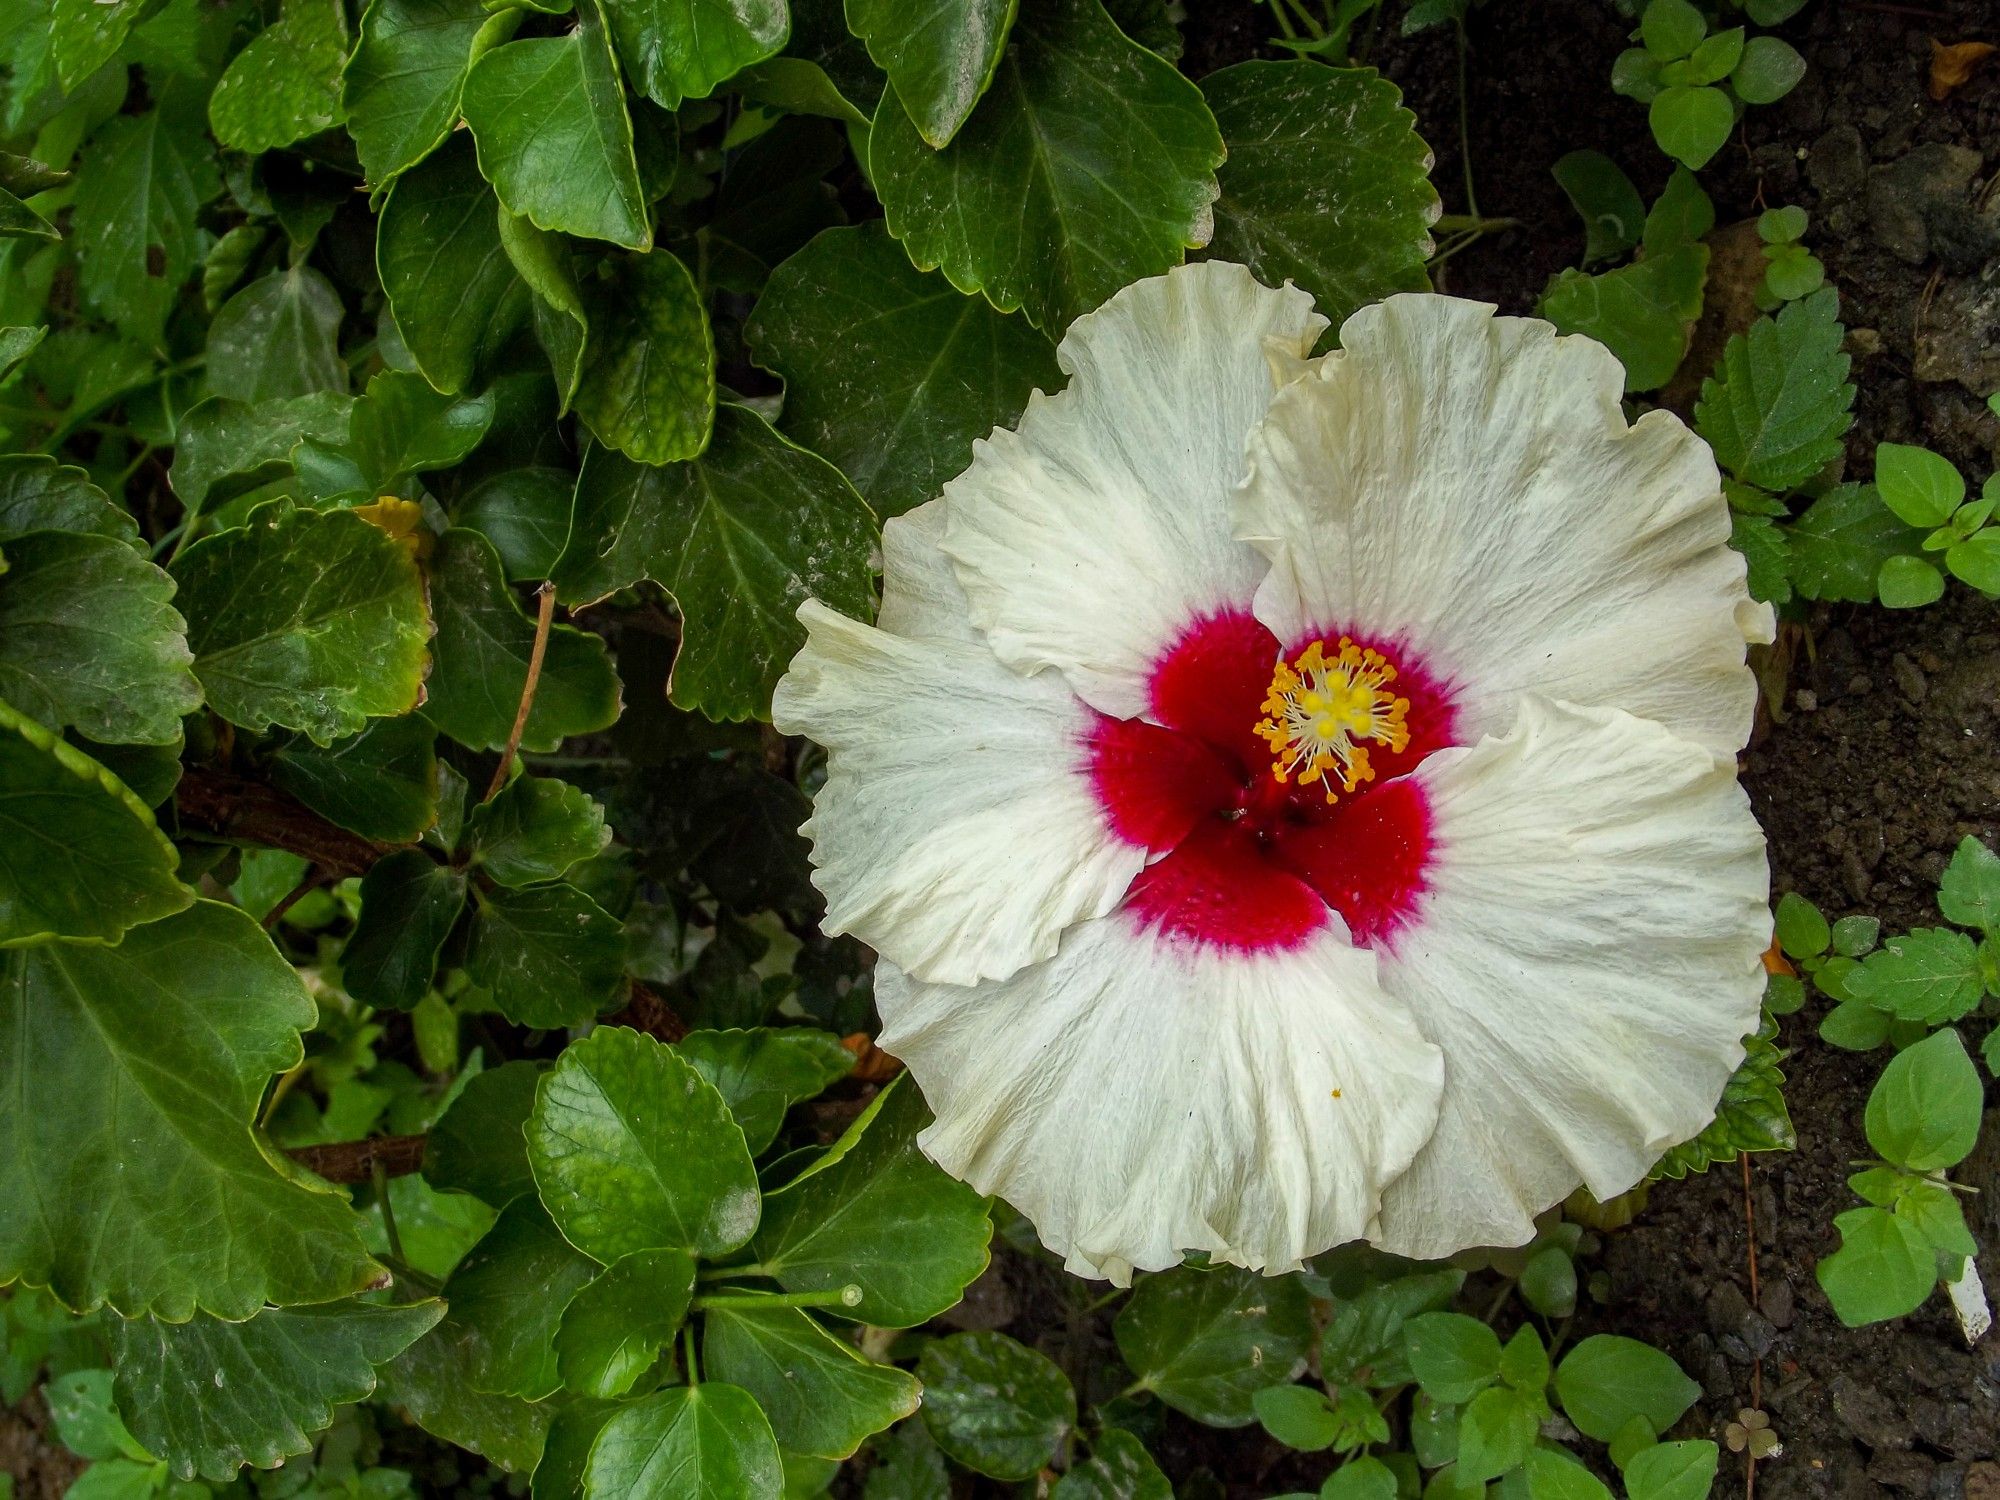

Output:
xmin=1087 ymin=611 xmax=1457 ymax=955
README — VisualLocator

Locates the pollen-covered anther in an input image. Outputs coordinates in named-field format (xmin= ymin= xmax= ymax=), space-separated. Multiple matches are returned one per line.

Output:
xmin=1254 ymin=638 xmax=1413 ymax=803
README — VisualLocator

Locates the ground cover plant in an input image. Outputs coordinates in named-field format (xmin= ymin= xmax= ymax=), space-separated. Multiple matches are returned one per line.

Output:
xmin=1 ymin=0 xmax=1997 ymax=1496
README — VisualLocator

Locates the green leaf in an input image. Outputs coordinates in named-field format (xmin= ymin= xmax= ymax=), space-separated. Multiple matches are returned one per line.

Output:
xmin=0 ymin=456 xmax=138 ymax=546
xmin=704 ymin=1302 xmax=920 ymax=1459
xmin=1732 ymin=36 xmax=1804 ymax=104
xmin=71 ymin=105 xmax=219 ymax=340
xmin=49 ymin=0 xmax=145 ymax=85
xmin=0 ymin=187 xmax=56 ymax=240
xmin=1051 ymin=1428 xmax=1174 ymax=1500
xmin=463 ymin=0 xmax=651 ymax=250
xmin=0 ymin=530 xmax=199 ymax=745
xmin=1680 ymin=26 xmax=1742 ymax=84
xmin=1788 ymin=484 xmax=1919 ymax=603
xmin=1845 ymin=928 xmax=1984 ymax=1025
xmin=1774 ymin=890 xmax=1828 ymax=958
xmin=1649 ymin=84 xmax=1733 ymax=169
xmin=1864 ymin=1027 xmax=1983 ymax=1170
xmin=112 ymin=1300 xmax=442 ymax=1482
xmin=533 ymin=1400 xmax=619 ymax=1500
xmin=1201 ymin=60 xmax=1438 ymax=328
xmin=296 ymin=369 xmax=497 ymax=502
xmin=457 ymin=467 xmax=577 ymax=580
xmin=0 ymin=700 xmax=190 ymax=947
xmin=1820 ymin=996 xmax=1892 ymax=1051
xmin=1817 ymin=1205 xmax=1937 ymax=1326
xmin=425 ymin=1058 xmax=543 ymax=1207
xmin=846 ymin=0 xmax=1011 ymax=147
xmin=207 ymin=0 xmax=346 ymax=153
xmin=1874 ymin=443 xmax=1965 ymax=529
xmin=205 ymin=266 xmax=348 ymax=404
xmin=1938 ymin=836 xmax=2000 ymax=933
xmin=1895 ymin=1177 xmax=1976 ymax=1257
xmin=468 ymin=775 xmax=611 ymax=886
xmin=746 ymin=222 xmax=1059 ymax=520
xmin=571 ymin=247 xmax=715 ymax=465
xmin=599 ymin=0 xmax=788 ymax=108
xmin=870 ymin=0 xmax=1223 ymax=332
xmin=1522 ymin=1446 xmax=1610 ymax=1500
xmin=1640 ymin=0 xmax=1703 ymax=59
xmin=440 ymin=1197 xmax=599 ymax=1400
xmin=750 ymin=1074 xmax=992 ymax=1327
xmin=168 ymin=394 xmax=354 ymax=519
xmin=267 ymin=715 xmax=439 ymax=842
xmin=1876 ymin=552 xmax=1944 ymax=608
xmin=1947 ymin=530 xmax=2000 ymax=593
xmin=0 ymin=324 xmax=45 ymax=379
xmin=464 ymin=881 xmax=627 ymax=1027
xmin=1455 ymin=1386 xmax=1538 ymax=1484
xmin=0 ymin=901 xmax=380 ymax=1318
xmin=1498 ymin=1326 xmax=1549 ymax=1393
xmin=377 ymin=135 xmax=524 ymax=397
xmin=1833 ymin=914 xmax=1881 ymax=957
xmin=1403 ymin=1313 xmax=1502 ymax=1405
xmin=918 ymin=1330 xmax=1074 ymax=1481
xmin=1649 ymin=1017 xmax=1795 ymax=1179
xmin=341 ymin=849 xmax=468 ymax=1009
xmin=1321 ymin=1456 xmax=1400 ymax=1500
xmin=676 ymin=1026 xmax=854 ymax=1154
xmin=1538 ymin=243 xmax=1706 ymax=392
xmin=1621 ymin=1442 xmax=1716 ymax=1500
xmin=553 ymin=1248 xmax=696 ymax=1399
xmin=171 ymin=504 xmax=429 ymax=744
xmin=1113 ymin=1264 xmax=1313 ymax=1426
xmin=527 ymin=1024 xmax=761 ymax=1260
xmin=344 ymin=0 xmax=505 ymax=186
xmin=426 ymin=527 xmax=621 ymax=751
xmin=1254 ymin=1385 xmax=1340 ymax=1452
xmin=1696 ymin=289 xmax=1854 ymax=492
xmin=380 ymin=1315 xmax=550 ymax=1474
xmin=584 ymin=1382 xmax=782 ymax=1499
xmin=496 ymin=211 xmax=589 ymax=411
xmin=1551 ymin=1335 xmax=1699 ymax=1443
xmin=859 ymin=1418 xmax=950 ymax=1500
xmin=559 ymin=405 xmax=875 ymax=721
xmin=1731 ymin=512 xmax=1791 ymax=605
xmin=1551 ymin=149 xmax=1645 ymax=263
xmin=1320 ymin=1268 xmax=1464 ymax=1386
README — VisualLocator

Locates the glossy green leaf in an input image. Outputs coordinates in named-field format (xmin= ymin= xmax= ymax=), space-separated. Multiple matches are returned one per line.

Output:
xmin=704 ymin=1302 xmax=920 ymax=1458
xmin=380 ymin=1315 xmax=550 ymax=1473
xmin=1649 ymin=1016 xmax=1795 ymax=1179
xmin=560 ymin=405 xmax=875 ymax=720
xmin=463 ymin=0 xmax=651 ymax=250
xmin=0 ymin=324 xmax=44 ymax=379
xmin=1320 ymin=1269 xmax=1464 ymax=1386
xmin=344 ymin=0 xmax=504 ymax=185
xmin=745 ymin=223 xmax=1058 ymax=520
xmin=1551 ymin=1335 xmax=1699 ymax=1442
xmin=676 ymin=1026 xmax=853 ymax=1154
xmin=1403 ymin=1313 xmax=1503 ymax=1405
xmin=1552 ymin=149 xmax=1646 ymax=263
xmin=1114 ymin=1264 xmax=1313 ymax=1425
xmin=0 ymin=699 xmax=190 ymax=947
xmin=70 ymin=105 xmax=219 ymax=340
xmin=600 ymin=0 xmax=787 ymax=108
xmin=112 ymin=1301 xmax=443 ymax=1482
xmin=1696 ymin=288 xmax=1854 ymax=491
xmin=918 ymin=1330 xmax=1074 ymax=1481
xmin=426 ymin=527 xmax=622 ymax=751
xmin=1538 ymin=242 xmax=1706 ymax=393
xmin=172 ymin=504 xmax=429 ymax=744
xmin=1845 ymin=928 xmax=1984 ymax=1025
xmin=378 ymin=134 xmax=524 ymax=396
xmin=533 ymin=1399 xmax=618 ymax=1500
xmin=267 ymin=716 xmax=439 ymax=842
xmin=456 ymin=467 xmax=576 ymax=578
xmin=207 ymin=0 xmax=347 ymax=153
xmin=0 ymin=456 xmax=139 ymax=546
xmin=441 ymin=1197 xmax=599 ymax=1400
xmin=1732 ymin=35 xmax=1804 ymax=104
xmin=870 ymin=0 xmax=1223 ymax=332
xmin=167 ymin=394 xmax=354 ymax=519
xmin=205 ymin=266 xmax=348 ymax=404
xmin=1946 ymin=530 xmax=2000 ymax=593
xmin=49 ymin=0 xmax=147 ymax=85
xmin=468 ymin=775 xmax=611 ymax=886
xmin=846 ymin=0 xmax=1013 ymax=147
xmin=1201 ymin=60 xmax=1438 ymax=328
xmin=1773 ymin=889 xmax=1828 ymax=958
xmin=859 ymin=1418 xmax=950 ymax=1499
xmin=1864 ymin=1027 xmax=1982 ymax=1170
xmin=1874 ymin=443 xmax=1965 ymax=529
xmin=1939 ymin=836 xmax=2000 ymax=933
xmin=0 ymin=186 xmax=55 ymax=240
xmin=0 ymin=530 xmax=198 ymax=745
xmin=341 ymin=849 xmax=468 ymax=1009
xmin=1876 ymin=552 xmax=1944 ymax=608
xmin=1648 ymin=85 xmax=1732 ymax=169
xmin=0 ymin=901 xmax=381 ymax=1318
xmin=553 ymin=1248 xmax=696 ymax=1399
xmin=425 ymin=1058 xmax=543 ymax=1207
xmin=1050 ymin=1427 xmax=1173 ymax=1499
xmin=1522 ymin=1447 xmax=1611 ymax=1500
xmin=527 ymin=1024 xmax=761 ymax=1260
xmin=751 ymin=1075 xmax=992 ymax=1328
xmin=1788 ymin=484 xmax=1918 ymax=603
xmin=571 ymin=247 xmax=714 ymax=464
xmin=464 ymin=881 xmax=627 ymax=1027
xmin=1640 ymin=0 xmax=1703 ymax=58
xmin=585 ymin=1381 xmax=782 ymax=1497
xmin=1254 ymin=1384 xmax=1340 ymax=1452
xmin=1455 ymin=1386 xmax=1538 ymax=1483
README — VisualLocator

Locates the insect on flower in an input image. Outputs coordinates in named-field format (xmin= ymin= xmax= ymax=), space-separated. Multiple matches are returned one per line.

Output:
xmin=773 ymin=263 xmax=1773 ymax=1282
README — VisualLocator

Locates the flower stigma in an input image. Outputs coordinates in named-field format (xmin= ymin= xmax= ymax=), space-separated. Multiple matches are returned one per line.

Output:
xmin=1254 ymin=639 xmax=1412 ymax=802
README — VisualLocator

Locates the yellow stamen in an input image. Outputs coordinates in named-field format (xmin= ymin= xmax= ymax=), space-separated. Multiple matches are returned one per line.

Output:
xmin=1254 ymin=638 xmax=1411 ymax=804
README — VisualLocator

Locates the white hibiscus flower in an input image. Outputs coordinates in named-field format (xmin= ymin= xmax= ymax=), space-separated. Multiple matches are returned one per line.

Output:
xmin=772 ymin=262 xmax=1772 ymax=1282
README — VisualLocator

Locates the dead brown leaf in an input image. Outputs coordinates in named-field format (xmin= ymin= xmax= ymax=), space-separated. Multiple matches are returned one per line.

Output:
xmin=1929 ymin=38 xmax=1996 ymax=101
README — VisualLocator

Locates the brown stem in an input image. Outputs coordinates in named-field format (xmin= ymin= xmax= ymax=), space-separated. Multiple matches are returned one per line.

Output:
xmin=486 ymin=582 xmax=556 ymax=802
xmin=176 ymin=767 xmax=400 ymax=879
xmin=262 ymin=869 xmax=321 ymax=929
xmin=288 ymin=1134 xmax=427 ymax=1184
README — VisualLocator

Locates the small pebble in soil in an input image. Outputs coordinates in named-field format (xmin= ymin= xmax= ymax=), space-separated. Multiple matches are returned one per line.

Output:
xmin=1893 ymin=654 xmax=1929 ymax=703
xmin=1796 ymin=689 xmax=1819 ymax=712
xmin=1761 ymin=1277 xmax=1797 ymax=1330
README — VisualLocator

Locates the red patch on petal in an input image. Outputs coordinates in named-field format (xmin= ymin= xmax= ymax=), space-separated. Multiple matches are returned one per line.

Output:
xmin=1124 ymin=821 xmax=1330 ymax=952
xmin=1270 ymin=778 xmax=1433 ymax=947
xmin=1086 ymin=715 xmax=1240 ymax=852
xmin=1146 ymin=609 xmax=1280 ymax=771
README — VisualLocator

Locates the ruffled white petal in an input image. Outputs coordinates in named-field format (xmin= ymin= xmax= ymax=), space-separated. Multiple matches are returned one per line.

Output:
xmin=875 ymin=498 xmax=976 ymax=645
xmin=1371 ymin=697 xmax=1770 ymax=1260
xmin=1239 ymin=294 xmax=1772 ymax=758
xmin=771 ymin=598 xmax=1143 ymax=988
xmin=941 ymin=262 xmax=1328 ymax=719
xmin=877 ymin=916 xmax=1444 ymax=1284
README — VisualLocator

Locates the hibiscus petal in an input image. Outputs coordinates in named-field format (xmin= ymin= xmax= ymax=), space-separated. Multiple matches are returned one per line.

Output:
xmin=772 ymin=596 xmax=1144 ymax=988
xmin=941 ymin=262 xmax=1327 ymax=719
xmin=875 ymin=498 xmax=976 ymax=644
xmin=1373 ymin=696 xmax=1769 ymax=1260
xmin=877 ymin=911 xmax=1444 ymax=1284
xmin=1239 ymin=293 xmax=1773 ymax=758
